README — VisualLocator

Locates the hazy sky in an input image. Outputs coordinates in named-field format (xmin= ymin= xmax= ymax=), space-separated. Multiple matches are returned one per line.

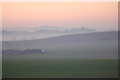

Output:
xmin=2 ymin=2 xmax=118 ymax=30
xmin=1 ymin=0 xmax=119 ymax=2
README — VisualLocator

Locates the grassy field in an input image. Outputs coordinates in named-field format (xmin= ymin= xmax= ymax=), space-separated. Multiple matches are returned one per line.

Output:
xmin=2 ymin=59 xmax=118 ymax=78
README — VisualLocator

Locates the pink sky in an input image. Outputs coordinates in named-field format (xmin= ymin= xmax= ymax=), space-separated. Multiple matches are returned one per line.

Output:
xmin=2 ymin=2 xmax=118 ymax=30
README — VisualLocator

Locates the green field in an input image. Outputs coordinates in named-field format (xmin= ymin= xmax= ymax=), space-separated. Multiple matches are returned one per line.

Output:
xmin=3 ymin=59 xmax=118 ymax=78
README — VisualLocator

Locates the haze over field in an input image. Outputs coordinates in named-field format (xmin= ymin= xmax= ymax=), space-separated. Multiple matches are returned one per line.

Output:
xmin=3 ymin=31 xmax=118 ymax=60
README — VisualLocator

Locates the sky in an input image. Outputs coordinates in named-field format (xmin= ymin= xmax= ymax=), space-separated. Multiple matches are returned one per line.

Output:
xmin=1 ymin=0 xmax=119 ymax=2
xmin=0 ymin=2 xmax=1 ymax=35
xmin=2 ymin=2 xmax=118 ymax=30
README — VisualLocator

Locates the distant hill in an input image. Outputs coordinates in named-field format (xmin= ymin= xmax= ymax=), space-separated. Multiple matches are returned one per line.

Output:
xmin=2 ymin=27 xmax=96 ymax=41
xmin=3 ymin=31 xmax=118 ymax=59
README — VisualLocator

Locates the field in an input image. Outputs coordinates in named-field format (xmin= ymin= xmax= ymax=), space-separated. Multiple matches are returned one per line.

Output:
xmin=2 ymin=32 xmax=118 ymax=78
xmin=3 ymin=59 xmax=118 ymax=78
